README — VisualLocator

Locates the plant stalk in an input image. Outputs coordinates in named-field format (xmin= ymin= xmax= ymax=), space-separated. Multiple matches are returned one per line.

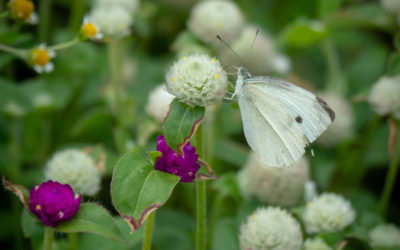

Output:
xmin=195 ymin=124 xmax=206 ymax=250
xmin=43 ymin=227 xmax=54 ymax=250
xmin=38 ymin=0 xmax=52 ymax=43
xmin=68 ymin=233 xmax=78 ymax=250
xmin=142 ymin=211 xmax=156 ymax=250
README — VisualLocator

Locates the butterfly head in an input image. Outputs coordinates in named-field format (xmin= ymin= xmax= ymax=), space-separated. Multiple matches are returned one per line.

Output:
xmin=233 ymin=66 xmax=252 ymax=97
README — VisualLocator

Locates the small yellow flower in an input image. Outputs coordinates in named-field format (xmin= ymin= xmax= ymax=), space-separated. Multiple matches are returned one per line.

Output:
xmin=30 ymin=44 xmax=56 ymax=74
xmin=8 ymin=0 xmax=38 ymax=24
xmin=79 ymin=17 xmax=103 ymax=41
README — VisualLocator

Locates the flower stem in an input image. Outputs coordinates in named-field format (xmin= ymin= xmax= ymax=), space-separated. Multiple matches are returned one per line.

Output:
xmin=68 ymin=232 xmax=78 ymax=250
xmin=48 ymin=37 xmax=80 ymax=51
xmin=379 ymin=118 xmax=400 ymax=217
xmin=43 ymin=226 xmax=54 ymax=250
xmin=38 ymin=0 xmax=52 ymax=42
xmin=195 ymin=124 xmax=206 ymax=250
xmin=0 ymin=43 xmax=29 ymax=58
xmin=68 ymin=0 xmax=85 ymax=31
xmin=142 ymin=211 xmax=156 ymax=250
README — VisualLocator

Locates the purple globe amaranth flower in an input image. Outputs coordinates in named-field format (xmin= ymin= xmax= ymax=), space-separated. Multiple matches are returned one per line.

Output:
xmin=155 ymin=135 xmax=201 ymax=182
xmin=29 ymin=180 xmax=81 ymax=228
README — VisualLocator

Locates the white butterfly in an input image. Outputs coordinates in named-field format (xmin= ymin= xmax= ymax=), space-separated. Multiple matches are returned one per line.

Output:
xmin=234 ymin=67 xmax=335 ymax=167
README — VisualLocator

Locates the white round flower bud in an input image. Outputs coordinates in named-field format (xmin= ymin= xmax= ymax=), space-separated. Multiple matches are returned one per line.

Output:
xmin=240 ymin=207 xmax=303 ymax=250
xmin=368 ymin=75 xmax=400 ymax=119
xmin=316 ymin=92 xmax=353 ymax=147
xmin=219 ymin=25 xmax=290 ymax=75
xmin=89 ymin=6 xmax=132 ymax=39
xmin=303 ymin=193 xmax=355 ymax=234
xmin=304 ymin=237 xmax=332 ymax=250
xmin=146 ymin=84 xmax=175 ymax=122
xmin=380 ymin=0 xmax=400 ymax=15
xmin=369 ymin=224 xmax=400 ymax=248
xmin=45 ymin=149 xmax=101 ymax=196
xmin=165 ymin=54 xmax=228 ymax=107
xmin=95 ymin=0 xmax=139 ymax=12
xmin=238 ymin=153 xmax=310 ymax=207
xmin=188 ymin=0 xmax=244 ymax=47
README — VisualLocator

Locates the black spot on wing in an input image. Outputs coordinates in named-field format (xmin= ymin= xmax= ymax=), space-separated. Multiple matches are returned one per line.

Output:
xmin=316 ymin=96 xmax=335 ymax=121
xmin=295 ymin=116 xmax=302 ymax=123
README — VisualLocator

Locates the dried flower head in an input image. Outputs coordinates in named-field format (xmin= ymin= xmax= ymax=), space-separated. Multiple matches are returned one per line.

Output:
xmin=155 ymin=135 xmax=200 ymax=182
xmin=29 ymin=180 xmax=81 ymax=227
xmin=79 ymin=17 xmax=103 ymax=41
xmin=238 ymin=153 xmax=310 ymax=207
xmin=240 ymin=207 xmax=303 ymax=250
xmin=8 ymin=0 xmax=38 ymax=24
xmin=145 ymin=84 xmax=175 ymax=122
xmin=316 ymin=92 xmax=353 ymax=147
xmin=188 ymin=0 xmax=244 ymax=47
xmin=369 ymin=223 xmax=400 ymax=248
xmin=368 ymin=75 xmax=400 ymax=119
xmin=303 ymin=237 xmax=332 ymax=250
xmin=303 ymin=193 xmax=356 ymax=233
xmin=89 ymin=6 xmax=132 ymax=39
xmin=29 ymin=44 xmax=56 ymax=74
xmin=45 ymin=149 xmax=101 ymax=196
xmin=166 ymin=54 xmax=228 ymax=107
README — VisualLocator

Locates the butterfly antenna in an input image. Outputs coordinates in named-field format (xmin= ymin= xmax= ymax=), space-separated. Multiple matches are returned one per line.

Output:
xmin=216 ymin=35 xmax=244 ymax=66
xmin=245 ymin=29 xmax=259 ymax=67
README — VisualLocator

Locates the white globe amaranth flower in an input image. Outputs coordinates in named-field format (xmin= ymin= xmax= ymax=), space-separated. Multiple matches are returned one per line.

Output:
xmin=316 ymin=92 xmax=353 ymax=147
xmin=303 ymin=193 xmax=355 ymax=234
xmin=45 ymin=149 xmax=101 ymax=196
xmin=240 ymin=207 xmax=303 ymax=250
xmin=369 ymin=223 xmax=400 ymax=248
xmin=219 ymin=25 xmax=290 ymax=76
xmin=95 ymin=0 xmax=139 ymax=13
xmin=304 ymin=237 xmax=332 ymax=250
xmin=165 ymin=54 xmax=228 ymax=107
xmin=380 ymin=0 xmax=400 ymax=15
xmin=89 ymin=6 xmax=132 ymax=39
xmin=238 ymin=153 xmax=310 ymax=207
xmin=368 ymin=75 xmax=400 ymax=119
xmin=146 ymin=84 xmax=175 ymax=122
xmin=188 ymin=0 xmax=244 ymax=47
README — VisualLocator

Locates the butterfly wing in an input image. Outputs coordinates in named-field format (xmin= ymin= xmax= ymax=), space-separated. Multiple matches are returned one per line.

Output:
xmin=245 ymin=76 xmax=335 ymax=143
xmin=239 ymin=83 xmax=309 ymax=167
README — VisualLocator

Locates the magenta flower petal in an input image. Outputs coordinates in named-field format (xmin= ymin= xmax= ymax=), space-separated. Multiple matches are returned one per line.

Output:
xmin=29 ymin=180 xmax=81 ymax=227
xmin=155 ymin=135 xmax=200 ymax=182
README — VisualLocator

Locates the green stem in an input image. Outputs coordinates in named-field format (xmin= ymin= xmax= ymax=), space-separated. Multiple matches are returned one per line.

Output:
xmin=195 ymin=124 xmax=206 ymax=250
xmin=43 ymin=227 xmax=54 ymax=250
xmin=142 ymin=211 xmax=156 ymax=250
xmin=38 ymin=0 xmax=52 ymax=42
xmin=0 ymin=43 xmax=29 ymax=58
xmin=68 ymin=233 xmax=78 ymax=250
xmin=68 ymin=0 xmax=85 ymax=31
xmin=48 ymin=37 xmax=80 ymax=51
xmin=379 ymin=120 xmax=400 ymax=217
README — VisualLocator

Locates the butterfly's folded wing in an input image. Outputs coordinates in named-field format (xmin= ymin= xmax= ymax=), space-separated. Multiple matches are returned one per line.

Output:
xmin=239 ymin=84 xmax=308 ymax=167
xmin=245 ymin=76 xmax=335 ymax=143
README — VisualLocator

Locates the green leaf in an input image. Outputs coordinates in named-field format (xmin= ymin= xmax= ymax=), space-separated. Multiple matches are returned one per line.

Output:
xmin=317 ymin=0 xmax=343 ymax=18
xmin=2 ymin=177 xmax=30 ymax=210
xmin=56 ymin=203 xmax=127 ymax=243
xmin=148 ymin=151 xmax=162 ymax=165
xmin=386 ymin=53 xmax=400 ymax=76
xmin=163 ymin=99 xmax=204 ymax=151
xmin=21 ymin=208 xmax=43 ymax=238
xmin=281 ymin=18 xmax=328 ymax=47
xmin=111 ymin=150 xmax=180 ymax=233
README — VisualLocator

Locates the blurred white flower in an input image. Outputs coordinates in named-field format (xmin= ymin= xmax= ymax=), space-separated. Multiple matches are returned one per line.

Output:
xmin=45 ymin=149 xmax=101 ymax=196
xmin=369 ymin=223 xmax=400 ymax=248
xmin=368 ymin=75 xmax=400 ymax=119
xmin=238 ymin=153 xmax=310 ymax=207
xmin=316 ymin=92 xmax=353 ymax=147
xmin=30 ymin=44 xmax=56 ymax=74
xmin=95 ymin=0 xmax=139 ymax=13
xmin=380 ymin=0 xmax=400 ymax=15
xmin=303 ymin=193 xmax=355 ymax=233
xmin=219 ymin=25 xmax=291 ymax=75
xmin=304 ymin=237 xmax=332 ymax=250
xmin=89 ymin=6 xmax=132 ymax=39
xmin=240 ymin=207 xmax=303 ymax=250
xmin=166 ymin=54 xmax=228 ymax=107
xmin=188 ymin=0 xmax=244 ymax=47
xmin=146 ymin=84 xmax=175 ymax=122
